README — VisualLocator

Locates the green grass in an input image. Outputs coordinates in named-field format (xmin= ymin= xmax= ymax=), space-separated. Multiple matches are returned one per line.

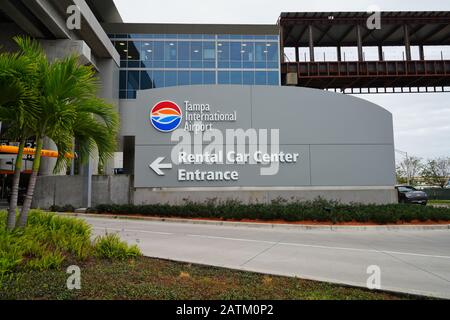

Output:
xmin=0 ymin=210 xmax=141 ymax=275
xmin=0 ymin=256 xmax=421 ymax=300
xmin=429 ymin=200 xmax=450 ymax=205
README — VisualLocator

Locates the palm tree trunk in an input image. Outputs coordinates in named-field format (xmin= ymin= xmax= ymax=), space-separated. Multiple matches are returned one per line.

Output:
xmin=17 ymin=137 xmax=43 ymax=228
xmin=7 ymin=138 xmax=25 ymax=230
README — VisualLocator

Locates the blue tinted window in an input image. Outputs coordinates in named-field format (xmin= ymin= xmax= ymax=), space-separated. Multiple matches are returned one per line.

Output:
xmin=141 ymin=42 xmax=153 ymax=61
xmin=112 ymin=33 xmax=281 ymax=98
xmin=178 ymin=71 xmax=190 ymax=86
xmin=119 ymin=71 xmax=126 ymax=90
xmin=127 ymin=91 xmax=136 ymax=99
xmin=178 ymin=41 xmax=190 ymax=67
xmin=242 ymin=42 xmax=254 ymax=68
xmin=218 ymin=42 xmax=230 ymax=68
xmin=140 ymin=71 xmax=153 ymax=89
xmin=191 ymin=42 xmax=202 ymax=68
xmin=230 ymin=42 xmax=242 ymax=68
xmin=153 ymin=41 xmax=164 ymax=60
xmin=178 ymin=42 xmax=190 ymax=60
xmin=127 ymin=41 xmax=140 ymax=60
xmin=218 ymin=71 xmax=230 ymax=84
xmin=267 ymin=71 xmax=279 ymax=85
xmin=266 ymin=42 xmax=278 ymax=62
xmin=127 ymin=71 xmax=139 ymax=90
xmin=191 ymin=71 xmax=202 ymax=85
xmin=203 ymin=71 xmax=215 ymax=84
xmin=165 ymin=41 xmax=177 ymax=61
xmin=243 ymin=71 xmax=254 ymax=85
xmin=255 ymin=71 xmax=266 ymax=85
xmin=230 ymin=71 xmax=242 ymax=84
xmin=203 ymin=42 xmax=215 ymax=61
xmin=165 ymin=71 xmax=177 ymax=87
xmin=128 ymin=61 xmax=142 ymax=68
xmin=153 ymin=71 xmax=164 ymax=88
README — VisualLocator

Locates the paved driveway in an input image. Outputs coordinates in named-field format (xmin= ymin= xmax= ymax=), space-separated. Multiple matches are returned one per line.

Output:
xmin=85 ymin=216 xmax=450 ymax=299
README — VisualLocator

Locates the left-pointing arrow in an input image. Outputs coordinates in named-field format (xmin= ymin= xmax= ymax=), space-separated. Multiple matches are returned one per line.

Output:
xmin=149 ymin=157 xmax=173 ymax=176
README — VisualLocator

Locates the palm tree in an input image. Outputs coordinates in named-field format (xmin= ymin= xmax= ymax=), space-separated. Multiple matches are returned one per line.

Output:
xmin=0 ymin=41 xmax=39 ymax=230
xmin=15 ymin=38 xmax=119 ymax=228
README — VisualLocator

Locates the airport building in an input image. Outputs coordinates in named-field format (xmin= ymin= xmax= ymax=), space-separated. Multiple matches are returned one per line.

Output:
xmin=1 ymin=0 xmax=449 ymax=208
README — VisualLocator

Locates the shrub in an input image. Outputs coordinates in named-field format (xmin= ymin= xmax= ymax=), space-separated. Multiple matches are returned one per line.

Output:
xmin=26 ymin=251 xmax=65 ymax=271
xmin=0 ymin=210 xmax=138 ymax=274
xmin=94 ymin=233 xmax=141 ymax=260
xmin=92 ymin=199 xmax=450 ymax=224
xmin=49 ymin=204 xmax=76 ymax=213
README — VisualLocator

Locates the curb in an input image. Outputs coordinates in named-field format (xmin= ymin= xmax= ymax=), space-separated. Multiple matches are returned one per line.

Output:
xmin=54 ymin=212 xmax=450 ymax=231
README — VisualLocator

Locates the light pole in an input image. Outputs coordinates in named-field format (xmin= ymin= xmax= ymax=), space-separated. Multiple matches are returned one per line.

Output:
xmin=395 ymin=149 xmax=410 ymax=185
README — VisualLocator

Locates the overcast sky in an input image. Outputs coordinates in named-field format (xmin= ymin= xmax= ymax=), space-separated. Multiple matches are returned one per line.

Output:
xmin=113 ymin=0 xmax=450 ymax=160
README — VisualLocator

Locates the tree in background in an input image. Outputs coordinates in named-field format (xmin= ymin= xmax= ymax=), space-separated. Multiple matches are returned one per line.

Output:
xmin=421 ymin=157 xmax=450 ymax=188
xmin=396 ymin=156 xmax=422 ymax=185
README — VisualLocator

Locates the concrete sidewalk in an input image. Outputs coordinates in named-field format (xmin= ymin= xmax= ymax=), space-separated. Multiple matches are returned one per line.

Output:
xmin=80 ymin=214 xmax=450 ymax=299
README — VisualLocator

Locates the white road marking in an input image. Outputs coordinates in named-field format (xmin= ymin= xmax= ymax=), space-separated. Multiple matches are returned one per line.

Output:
xmin=187 ymin=234 xmax=450 ymax=260
xmin=92 ymin=226 xmax=173 ymax=236
xmin=92 ymin=224 xmax=450 ymax=260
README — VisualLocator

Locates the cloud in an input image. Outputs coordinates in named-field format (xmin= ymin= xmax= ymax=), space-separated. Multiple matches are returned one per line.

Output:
xmin=361 ymin=94 xmax=450 ymax=159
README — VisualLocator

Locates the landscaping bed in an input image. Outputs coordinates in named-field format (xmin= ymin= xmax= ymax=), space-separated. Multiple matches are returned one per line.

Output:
xmin=71 ymin=199 xmax=450 ymax=225
xmin=1 ymin=255 xmax=419 ymax=300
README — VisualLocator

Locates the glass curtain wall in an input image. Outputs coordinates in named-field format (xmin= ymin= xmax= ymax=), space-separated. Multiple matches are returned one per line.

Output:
xmin=110 ymin=34 xmax=280 ymax=99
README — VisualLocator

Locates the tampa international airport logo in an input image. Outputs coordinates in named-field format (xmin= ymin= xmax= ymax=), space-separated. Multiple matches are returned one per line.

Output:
xmin=150 ymin=101 xmax=182 ymax=132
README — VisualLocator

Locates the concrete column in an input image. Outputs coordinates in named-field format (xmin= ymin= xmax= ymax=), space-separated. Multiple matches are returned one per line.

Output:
xmin=404 ymin=24 xmax=412 ymax=61
xmin=308 ymin=25 xmax=315 ymax=62
xmin=356 ymin=25 xmax=363 ymax=61
xmin=81 ymin=158 xmax=93 ymax=208
xmin=419 ymin=45 xmax=425 ymax=61
xmin=96 ymin=58 xmax=120 ymax=175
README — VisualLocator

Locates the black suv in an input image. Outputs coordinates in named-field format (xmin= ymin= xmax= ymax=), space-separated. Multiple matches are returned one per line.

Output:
xmin=395 ymin=185 xmax=428 ymax=205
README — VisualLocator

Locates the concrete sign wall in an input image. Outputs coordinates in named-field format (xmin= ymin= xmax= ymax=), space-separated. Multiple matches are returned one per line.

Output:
xmin=120 ymin=85 xmax=396 ymax=190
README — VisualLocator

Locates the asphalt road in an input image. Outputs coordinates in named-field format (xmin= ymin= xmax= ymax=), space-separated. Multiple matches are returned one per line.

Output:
xmin=85 ymin=216 xmax=450 ymax=299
